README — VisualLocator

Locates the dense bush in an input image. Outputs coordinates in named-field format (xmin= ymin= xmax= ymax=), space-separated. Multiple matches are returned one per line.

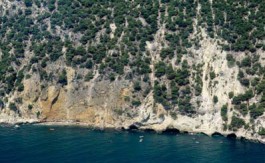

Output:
xmin=213 ymin=96 xmax=218 ymax=104
xmin=24 ymin=0 xmax=33 ymax=7
xmin=230 ymin=116 xmax=245 ymax=131
xmin=9 ymin=102 xmax=18 ymax=112
xmin=226 ymin=54 xmax=235 ymax=67
xmin=221 ymin=104 xmax=228 ymax=121
xmin=58 ymin=69 xmax=67 ymax=86
xmin=133 ymin=82 xmax=141 ymax=91
xmin=132 ymin=100 xmax=141 ymax=107
xmin=155 ymin=62 xmax=166 ymax=77
xmin=250 ymin=106 xmax=264 ymax=119
xmin=258 ymin=128 xmax=265 ymax=136
xmin=232 ymin=90 xmax=254 ymax=105
xmin=228 ymin=92 xmax=234 ymax=99
xmin=236 ymin=103 xmax=248 ymax=116
xmin=210 ymin=71 xmax=216 ymax=80
xmin=240 ymin=57 xmax=251 ymax=67
xmin=85 ymin=72 xmax=94 ymax=82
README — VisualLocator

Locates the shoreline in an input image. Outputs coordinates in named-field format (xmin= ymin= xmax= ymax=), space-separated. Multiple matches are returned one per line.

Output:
xmin=1 ymin=120 xmax=264 ymax=144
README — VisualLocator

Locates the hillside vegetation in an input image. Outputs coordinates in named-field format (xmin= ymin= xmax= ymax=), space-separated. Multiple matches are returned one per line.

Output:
xmin=0 ymin=0 xmax=265 ymax=140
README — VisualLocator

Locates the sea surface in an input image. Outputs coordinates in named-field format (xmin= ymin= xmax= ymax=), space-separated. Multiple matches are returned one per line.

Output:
xmin=0 ymin=125 xmax=264 ymax=163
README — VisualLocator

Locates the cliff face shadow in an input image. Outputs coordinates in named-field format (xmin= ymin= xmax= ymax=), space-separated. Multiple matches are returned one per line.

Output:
xmin=162 ymin=128 xmax=180 ymax=135
xmin=227 ymin=133 xmax=237 ymax=139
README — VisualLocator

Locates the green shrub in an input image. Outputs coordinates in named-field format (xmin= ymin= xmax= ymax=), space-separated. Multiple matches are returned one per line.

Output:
xmin=9 ymin=103 xmax=18 ymax=112
xmin=109 ymin=73 xmax=115 ymax=81
xmin=170 ymin=112 xmax=177 ymax=120
xmin=85 ymin=60 xmax=93 ymax=69
xmin=17 ymin=83 xmax=24 ymax=92
xmin=85 ymin=72 xmax=94 ymax=81
xmin=239 ymin=78 xmax=249 ymax=87
xmin=24 ymin=0 xmax=33 ymax=7
xmin=232 ymin=90 xmax=254 ymax=105
xmin=153 ymin=82 xmax=167 ymax=105
xmin=124 ymin=96 xmax=130 ymax=102
xmin=133 ymin=82 xmax=141 ymax=91
xmin=226 ymin=54 xmax=235 ymax=67
xmin=166 ymin=65 xmax=175 ymax=80
xmin=236 ymin=103 xmax=248 ymax=116
xmin=258 ymin=127 xmax=265 ymax=136
xmin=210 ymin=71 xmax=216 ymax=80
xmin=251 ymin=77 xmax=260 ymax=87
xmin=178 ymin=97 xmax=194 ymax=115
xmin=175 ymin=69 xmax=190 ymax=86
xmin=113 ymin=109 xmax=123 ymax=116
xmin=230 ymin=116 xmax=245 ymax=131
xmin=228 ymin=92 xmax=234 ymax=99
xmin=160 ymin=48 xmax=174 ymax=59
xmin=132 ymin=100 xmax=141 ymax=106
xmin=36 ymin=111 xmax=41 ymax=118
xmin=213 ymin=95 xmax=218 ymax=104
xmin=58 ymin=69 xmax=67 ymax=86
xmin=28 ymin=104 xmax=33 ymax=110
xmin=237 ymin=70 xmax=244 ymax=79
xmin=250 ymin=106 xmax=264 ymax=119
xmin=194 ymin=84 xmax=202 ymax=96
xmin=256 ymin=80 xmax=265 ymax=94
xmin=221 ymin=104 xmax=228 ymax=121
xmin=155 ymin=61 xmax=166 ymax=77
xmin=0 ymin=99 xmax=4 ymax=109
xmin=241 ymin=57 xmax=251 ymax=67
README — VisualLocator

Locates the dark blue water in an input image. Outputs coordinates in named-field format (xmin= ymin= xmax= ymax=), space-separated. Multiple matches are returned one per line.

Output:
xmin=0 ymin=125 xmax=264 ymax=163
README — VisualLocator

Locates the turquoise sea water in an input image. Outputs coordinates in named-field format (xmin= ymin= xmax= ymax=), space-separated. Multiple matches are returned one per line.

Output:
xmin=0 ymin=125 xmax=264 ymax=163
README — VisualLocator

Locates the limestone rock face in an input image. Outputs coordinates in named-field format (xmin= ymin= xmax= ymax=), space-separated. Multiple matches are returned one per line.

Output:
xmin=0 ymin=0 xmax=264 ymax=144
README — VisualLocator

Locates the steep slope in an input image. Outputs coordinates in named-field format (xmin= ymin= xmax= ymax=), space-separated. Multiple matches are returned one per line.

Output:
xmin=0 ymin=0 xmax=265 ymax=142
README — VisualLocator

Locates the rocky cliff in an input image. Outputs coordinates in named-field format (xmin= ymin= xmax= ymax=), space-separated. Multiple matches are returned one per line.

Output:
xmin=0 ymin=0 xmax=265 ymax=143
